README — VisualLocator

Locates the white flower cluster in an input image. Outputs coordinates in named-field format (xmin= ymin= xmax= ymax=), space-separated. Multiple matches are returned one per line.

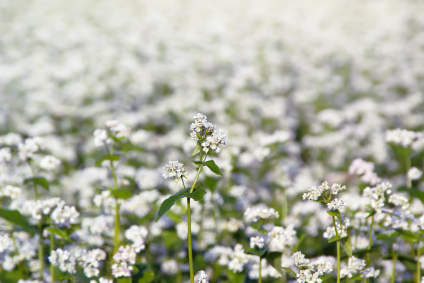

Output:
xmin=0 ymin=185 xmax=21 ymax=199
xmin=112 ymin=242 xmax=145 ymax=278
xmin=388 ymin=194 xmax=410 ymax=210
xmin=190 ymin=113 xmax=227 ymax=154
xmin=0 ymin=233 xmax=13 ymax=253
xmin=302 ymin=181 xmax=346 ymax=201
xmin=194 ymin=270 xmax=209 ymax=283
xmin=327 ymin=198 xmax=346 ymax=211
xmin=161 ymin=260 xmax=178 ymax=275
xmin=244 ymin=205 xmax=279 ymax=222
xmin=363 ymin=182 xmax=392 ymax=213
xmin=124 ymin=225 xmax=148 ymax=245
xmin=18 ymin=137 xmax=44 ymax=161
xmin=1 ymin=232 xmax=38 ymax=271
xmin=0 ymin=147 xmax=12 ymax=163
xmin=268 ymin=225 xmax=297 ymax=252
xmin=386 ymin=129 xmax=424 ymax=148
xmin=93 ymin=129 xmax=112 ymax=147
xmin=228 ymin=244 xmax=254 ymax=273
xmin=249 ymin=236 xmax=264 ymax=249
xmin=408 ymin=167 xmax=423 ymax=181
xmin=292 ymin=252 xmax=333 ymax=283
xmin=348 ymin=158 xmax=381 ymax=185
xmin=49 ymin=248 xmax=106 ymax=277
xmin=162 ymin=161 xmax=188 ymax=182
xmin=248 ymin=258 xmax=282 ymax=279
xmin=105 ymin=120 xmax=131 ymax=138
xmin=323 ymin=217 xmax=350 ymax=239
xmin=25 ymin=198 xmax=79 ymax=227
xmin=218 ymin=218 xmax=244 ymax=233
xmin=40 ymin=155 xmax=61 ymax=171
xmin=341 ymin=256 xmax=379 ymax=279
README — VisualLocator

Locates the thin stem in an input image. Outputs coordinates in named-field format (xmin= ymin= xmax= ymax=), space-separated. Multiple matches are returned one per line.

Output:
xmin=50 ymin=220 xmax=55 ymax=283
xmin=187 ymin=198 xmax=194 ymax=283
xmin=417 ymin=240 xmax=421 ymax=283
xmin=189 ymin=165 xmax=203 ymax=194
xmin=28 ymin=161 xmax=43 ymax=280
xmin=391 ymin=245 xmax=397 ymax=283
xmin=259 ymin=258 xmax=262 ymax=283
xmin=406 ymin=155 xmax=412 ymax=189
xmin=332 ymin=216 xmax=340 ymax=283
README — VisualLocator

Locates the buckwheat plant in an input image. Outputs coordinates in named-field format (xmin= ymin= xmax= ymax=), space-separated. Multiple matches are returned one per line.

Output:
xmin=157 ymin=113 xmax=227 ymax=283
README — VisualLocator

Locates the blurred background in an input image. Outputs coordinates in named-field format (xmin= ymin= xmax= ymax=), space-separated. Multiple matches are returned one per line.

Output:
xmin=1 ymin=0 xmax=424 ymax=282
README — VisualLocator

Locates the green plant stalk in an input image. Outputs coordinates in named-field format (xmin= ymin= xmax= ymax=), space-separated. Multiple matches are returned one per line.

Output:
xmin=332 ymin=216 xmax=341 ymax=283
xmin=50 ymin=220 xmax=55 ymax=283
xmin=259 ymin=258 xmax=262 ymax=283
xmin=391 ymin=245 xmax=397 ymax=283
xmin=29 ymin=161 xmax=44 ymax=280
xmin=406 ymin=156 xmax=412 ymax=189
xmin=417 ymin=240 xmax=421 ymax=283
xmin=281 ymin=186 xmax=287 ymax=224
xmin=187 ymin=198 xmax=194 ymax=283
xmin=109 ymin=144 xmax=120 ymax=255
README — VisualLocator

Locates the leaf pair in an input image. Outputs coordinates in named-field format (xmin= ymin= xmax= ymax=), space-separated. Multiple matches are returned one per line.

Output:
xmin=156 ymin=188 xmax=206 ymax=222
xmin=24 ymin=176 xmax=49 ymax=191
xmin=191 ymin=160 xmax=223 ymax=176
xmin=95 ymin=154 xmax=121 ymax=167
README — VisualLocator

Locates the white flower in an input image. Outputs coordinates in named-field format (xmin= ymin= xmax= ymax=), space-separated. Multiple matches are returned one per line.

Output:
xmin=18 ymin=137 xmax=44 ymax=161
xmin=0 ymin=185 xmax=21 ymax=199
xmin=112 ymin=243 xmax=144 ymax=278
xmin=194 ymin=270 xmax=209 ymax=283
xmin=292 ymin=252 xmax=332 ymax=282
xmin=49 ymin=248 xmax=106 ymax=277
xmin=40 ymin=155 xmax=61 ymax=170
xmin=162 ymin=161 xmax=188 ymax=182
xmin=190 ymin=113 xmax=214 ymax=135
xmin=303 ymin=181 xmax=346 ymax=201
xmin=408 ymin=167 xmax=422 ymax=180
xmin=244 ymin=205 xmax=279 ymax=222
xmin=340 ymin=256 xmax=366 ymax=278
xmin=201 ymin=129 xmax=227 ymax=153
xmin=105 ymin=120 xmax=131 ymax=138
xmin=363 ymin=182 xmax=392 ymax=213
xmin=0 ymin=147 xmax=11 ymax=163
xmin=327 ymin=198 xmax=346 ymax=211
xmin=161 ymin=260 xmax=178 ymax=275
xmin=386 ymin=129 xmax=424 ymax=148
xmin=348 ymin=158 xmax=374 ymax=176
xmin=268 ymin=225 xmax=297 ymax=251
xmin=250 ymin=236 xmax=265 ymax=249
xmin=388 ymin=194 xmax=409 ymax=210
xmin=94 ymin=129 xmax=112 ymax=147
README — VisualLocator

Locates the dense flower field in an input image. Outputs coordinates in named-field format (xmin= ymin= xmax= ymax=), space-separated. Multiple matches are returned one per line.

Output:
xmin=1 ymin=0 xmax=424 ymax=282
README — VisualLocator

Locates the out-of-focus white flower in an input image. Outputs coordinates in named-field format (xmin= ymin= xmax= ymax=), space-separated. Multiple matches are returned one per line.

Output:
xmin=0 ymin=185 xmax=21 ymax=199
xmin=0 ymin=147 xmax=11 ymax=163
xmin=244 ymin=205 xmax=279 ymax=222
xmin=249 ymin=236 xmax=264 ymax=249
xmin=94 ymin=129 xmax=112 ymax=147
xmin=292 ymin=251 xmax=332 ymax=282
xmin=125 ymin=225 xmax=148 ymax=244
xmin=18 ymin=137 xmax=44 ymax=161
xmin=162 ymin=161 xmax=188 ymax=182
xmin=327 ymin=198 xmax=346 ymax=211
xmin=161 ymin=259 xmax=178 ymax=275
xmin=363 ymin=182 xmax=392 ymax=213
xmin=408 ymin=167 xmax=422 ymax=180
xmin=388 ymin=194 xmax=409 ymax=210
xmin=112 ymin=243 xmax=144 ymax=278
xmin=194 ymin=270 xmax=209 ymax=283
xmin=386 ymin=129 xmax=424 ymax=148
xmin=40 ymin=155 xmax=61 ymax=170
xmin=303 ymin=181 xmax=346 ymax=201
xmin=105 ymin=120 xmax=131 ymax=138
xmin=340 ymin=256 xmax=366 ymax=278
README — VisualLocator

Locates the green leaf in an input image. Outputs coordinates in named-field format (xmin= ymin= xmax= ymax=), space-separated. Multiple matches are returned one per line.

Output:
xmin=328 ymin=236 xmax=347 ymax=243
xmin=226 ymin=269 xmax=246 ymax=283
xmin=0 ymin=209 xmax=35 ymax=236
xmin=204 ymin=160 xmax=223 ymax=177
xmin=108 ymin=188 xmax=132 ymax=200
xmin=192 ymin=144 xmax=202 ymax=156
xmin=95 ymin=154 xmax=121 ymax=166
xmin=117 ymin=277 xmax=132 ymax=283
xmin=191 ymin=160 xmax=204 ymax=166
xmin=396 ymin=229 xmax=420 ymax=243
xmin=319 ymin=274 xmax=333 ymax=281
xmin=341 ymin=235 xmax=353 ymax=257
xmin=327 ymin=210 xmax=342 ymax=223
xmin=24 ymin=176 xmax=49 ymax=191
xmin=244 ymin=247 xmax=267 ymax=258
xmin=265 ymin=252 xmax=284 ymax=275
xmin=282 ymin=267 xmax=297 ymax=278
xmin=47 ymin=228 xmax=71 ymax=241
xmin=156 ymin=188 xmax=207 ymax=222
xmin=133 ymin=264 xmax=155 ymax=283
xmin=204 ymin=176 xmax=220 ymax=192
xmin=249 ymin=223 xmax=261 ymax=230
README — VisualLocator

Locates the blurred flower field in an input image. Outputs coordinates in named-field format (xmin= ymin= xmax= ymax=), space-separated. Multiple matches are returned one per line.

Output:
xmin=1 ymin=0 xmax=424 ymax=282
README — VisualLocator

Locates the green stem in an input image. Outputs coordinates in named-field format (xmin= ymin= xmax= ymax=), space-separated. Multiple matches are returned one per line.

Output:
xmin=406 ymin=156 xmax=412 ymax=189
xmin=281 ymin=186 xmax=287 ymax=224
xmin=391 ymin=245 xmax=397 ymax=283
xmin=259 ymin=258 xmax=262 ymax=283
xmin=187 ymin=198 xmax=194 ymax=283
xmin=50 ymin=221 xmax=54 ymax=283
xmin=417 ymin=240 xmax=421 ymax=283
xmin=28 ymin=161 xmax=43 ymax=280
xmin=110 ymin=154 xmax=120 ymax=255
xmin=332 ymin=216 xmax=340 ymax=283
xmin=189 ymin=165 xmax=203 ymax=194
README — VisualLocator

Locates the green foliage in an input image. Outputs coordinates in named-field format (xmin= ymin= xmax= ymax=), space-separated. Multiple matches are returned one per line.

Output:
xmin=47 ymin=227 xmax=71 ymax=241
xmin=156 ymin=188 xmax=206 ymax=222
xmin=0 ymin=208 xmax=35 ymax=236
xmin=108 ymin=187 xmax=132 ymax=200
xmin=191 ymin=144 xmax=202 ymax=156
xmin=95 ymin=154 xmax=121 ymax=166
xmin=204 ymin=160 xmax=223 ymax=176
xmin=244 ymin=247 xmax=267 ymax=257
xmin=24 ymin=176 xmax=49 ymax=191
